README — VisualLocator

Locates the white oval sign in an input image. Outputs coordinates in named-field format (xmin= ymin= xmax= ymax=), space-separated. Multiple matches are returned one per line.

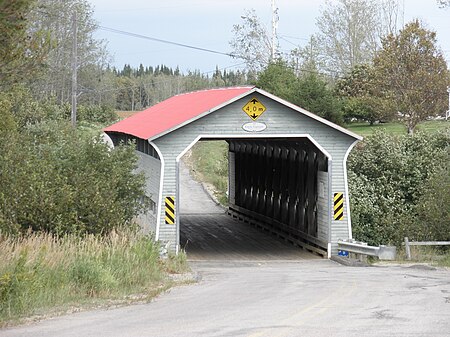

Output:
xmin=242 ymin=122 xmax=267 ymax=132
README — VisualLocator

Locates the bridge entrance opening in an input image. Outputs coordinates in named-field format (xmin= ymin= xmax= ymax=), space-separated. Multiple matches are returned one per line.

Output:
xmin=178 ymin=136 xmax=330 ymax=259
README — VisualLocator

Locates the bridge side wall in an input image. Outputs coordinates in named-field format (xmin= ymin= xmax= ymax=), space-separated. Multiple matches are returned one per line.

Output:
xmin=134 ymin=151 xmax=161 ymax=234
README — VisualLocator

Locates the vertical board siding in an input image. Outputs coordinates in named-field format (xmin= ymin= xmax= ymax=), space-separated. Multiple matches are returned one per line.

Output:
xmin=317 ymin=171 xmax=329 ymax=243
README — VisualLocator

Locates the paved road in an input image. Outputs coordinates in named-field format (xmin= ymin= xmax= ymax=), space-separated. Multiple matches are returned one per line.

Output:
xmin=2 ymin=261 xmax=449 ymax=337
xmin=2 ymin=160 xmax=449 ymax=336
xmin=179 ymin=160 xmax=224 ymax=215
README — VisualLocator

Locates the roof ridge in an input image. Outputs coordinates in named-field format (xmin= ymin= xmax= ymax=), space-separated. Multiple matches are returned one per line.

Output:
xmin=171 ymin=85 xmax=254 ymax=98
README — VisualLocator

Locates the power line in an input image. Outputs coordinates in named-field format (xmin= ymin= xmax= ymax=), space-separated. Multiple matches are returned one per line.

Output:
xmin=33 ymin=8 xmax=344 ymax=85
xmin=99 ymin=26 xmax=236 ymax=59
xmin=98 ymin=26 xmax=339 ymax=78
xmin=279 ymin=36 xmax=301 ymax=48
xmin=279 ymin=34 xmax=309 ymax=41
xmin=34 ymin=9 xmax=243 ymax=61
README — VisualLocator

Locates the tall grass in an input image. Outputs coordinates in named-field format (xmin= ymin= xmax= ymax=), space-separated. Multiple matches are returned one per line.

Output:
xmin=0 ymin=230 xmax=187 ymax=325
xmin=400 ymin=246 xmax=450 ymax=268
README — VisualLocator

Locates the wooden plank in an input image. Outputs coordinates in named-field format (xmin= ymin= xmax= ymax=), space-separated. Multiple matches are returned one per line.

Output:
xmin=228 ymin=208 xmax=327 ymax=257
xmin=280 ymin=146 xmax=289 ymax=224
xmin=287 ymin=147 xmax=298 ymax=229
xmin=272 ymin=144 xmax=282 ymax=221
xmin=229 ymin=205 xmax=328 ymax=250
xmin=264 ymin=143 xmax=274 ymax=217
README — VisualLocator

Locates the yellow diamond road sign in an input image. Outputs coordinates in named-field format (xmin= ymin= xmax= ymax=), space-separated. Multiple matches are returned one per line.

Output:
xmin=242 ymin=97 xmax=266 ymax=121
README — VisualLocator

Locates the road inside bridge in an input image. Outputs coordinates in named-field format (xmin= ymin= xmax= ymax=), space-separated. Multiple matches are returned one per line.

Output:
xmin=2 ymin=161 xmax=449 ymax=337
xmin=179 ymin=160 xmax=316 ymax=261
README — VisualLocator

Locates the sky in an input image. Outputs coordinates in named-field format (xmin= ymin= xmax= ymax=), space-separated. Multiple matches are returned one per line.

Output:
xmin=90 ymin=0 xmax=450 ymax=74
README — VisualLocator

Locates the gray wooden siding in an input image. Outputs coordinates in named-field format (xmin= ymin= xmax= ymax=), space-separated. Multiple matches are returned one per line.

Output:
xmin=153 ymin=92 xmax=357 ymax=253
xmin=135 ymin=151 xmax=161 ymax=234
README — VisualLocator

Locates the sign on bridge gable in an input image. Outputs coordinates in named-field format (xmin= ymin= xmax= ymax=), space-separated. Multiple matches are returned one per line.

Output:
xmin=242 ymin=97 xmax=266 ymax=121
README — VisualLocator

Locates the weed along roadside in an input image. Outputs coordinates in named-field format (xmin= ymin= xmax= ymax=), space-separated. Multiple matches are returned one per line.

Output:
xmin=0 ymin=230 xmax=192 ymax=327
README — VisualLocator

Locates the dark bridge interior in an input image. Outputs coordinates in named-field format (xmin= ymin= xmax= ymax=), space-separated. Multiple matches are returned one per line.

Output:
xmin=227 ymin=138 xmax=329 ymax=255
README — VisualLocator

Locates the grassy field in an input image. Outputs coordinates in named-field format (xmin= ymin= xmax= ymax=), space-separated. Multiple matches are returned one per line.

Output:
xmin=346 ymin=120 xmax=449 ymax=137
xmin=0 ymin=231 xmax=189 ymax=326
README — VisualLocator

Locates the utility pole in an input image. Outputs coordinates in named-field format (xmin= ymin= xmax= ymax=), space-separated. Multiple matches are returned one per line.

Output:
xmin=71 ymin=10 xmax=78 ymax=128
xmin=271 ymin=0 xmax=279 ymax=62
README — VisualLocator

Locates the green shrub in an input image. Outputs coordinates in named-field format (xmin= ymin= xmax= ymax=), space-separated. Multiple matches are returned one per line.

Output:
xmin=77 ymin=105 xmax=118 ymax=124
xmin=0 ymin=120 xmax=147 ymax=235
xmin=415 ymin=163 xmax=450 ymax=241
xmin=0 ymin=85 xmax=47 ymax=128
xmin=348 ymin=129 xmax=450 ymax=246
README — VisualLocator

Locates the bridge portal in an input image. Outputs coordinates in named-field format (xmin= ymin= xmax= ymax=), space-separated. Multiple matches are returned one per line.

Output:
xmin=105 ymin=87 xmax=362 ymax=257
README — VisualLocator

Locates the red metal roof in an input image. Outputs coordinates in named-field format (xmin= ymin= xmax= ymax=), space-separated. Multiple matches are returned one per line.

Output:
xmin=104 ymin=86 xmax=254 ymax=140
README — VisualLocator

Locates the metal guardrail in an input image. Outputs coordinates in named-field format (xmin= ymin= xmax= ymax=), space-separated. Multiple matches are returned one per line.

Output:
xmin=337 ymin=239 xmax=397 ymax=261
xmin=404 ymin=237 xmax=450 ymax=260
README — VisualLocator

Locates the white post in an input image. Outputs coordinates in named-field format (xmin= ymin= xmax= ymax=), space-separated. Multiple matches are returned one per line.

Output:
xmin=404 ymin=237 xmax=411 ymax=260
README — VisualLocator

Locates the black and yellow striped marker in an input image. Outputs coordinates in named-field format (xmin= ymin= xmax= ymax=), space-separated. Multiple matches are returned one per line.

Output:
xmin=333 ymin=193 xmax=344 ymax=220
xmin=165 ymin=196 xmax=175 ymax=225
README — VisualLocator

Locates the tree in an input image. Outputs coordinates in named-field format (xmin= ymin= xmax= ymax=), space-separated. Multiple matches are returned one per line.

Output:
xmin=257 ymin=61 xmax=343 ymax=124
xmin=28 ymin=0 xmax=109 ymax=105
xmin=378 ymin=0 xmax=402 ymax=36
xmin=335 ymin=64 xmax=394 ymax=124
xmin=316 ymin=0 xmax=381 ymax=75
xmin=295 ymin=73 xmax=343 ymax=125
xmin=288 ymin=36 xmax=326 ymax=76
xmin=315 ymin=0 xmax=400 ymax=76
xmin=437 ymin=0 xmax=450 ymax=8
xmin=0 ymin=120 xmax=148 ymax=235
xmin=373 ymin=20 xmax=449 ymax=134
xmin=229 ymin=9 xmax=274 ymax=73
xmin=256 ymin=61 xmax=298 ymax=101
xmin=0 ymin=0 xmax=49 ymax=89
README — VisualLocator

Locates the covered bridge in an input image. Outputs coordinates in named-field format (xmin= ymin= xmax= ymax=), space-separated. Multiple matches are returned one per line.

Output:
xmin=104 ymin=86 xmax=362 ymax=257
